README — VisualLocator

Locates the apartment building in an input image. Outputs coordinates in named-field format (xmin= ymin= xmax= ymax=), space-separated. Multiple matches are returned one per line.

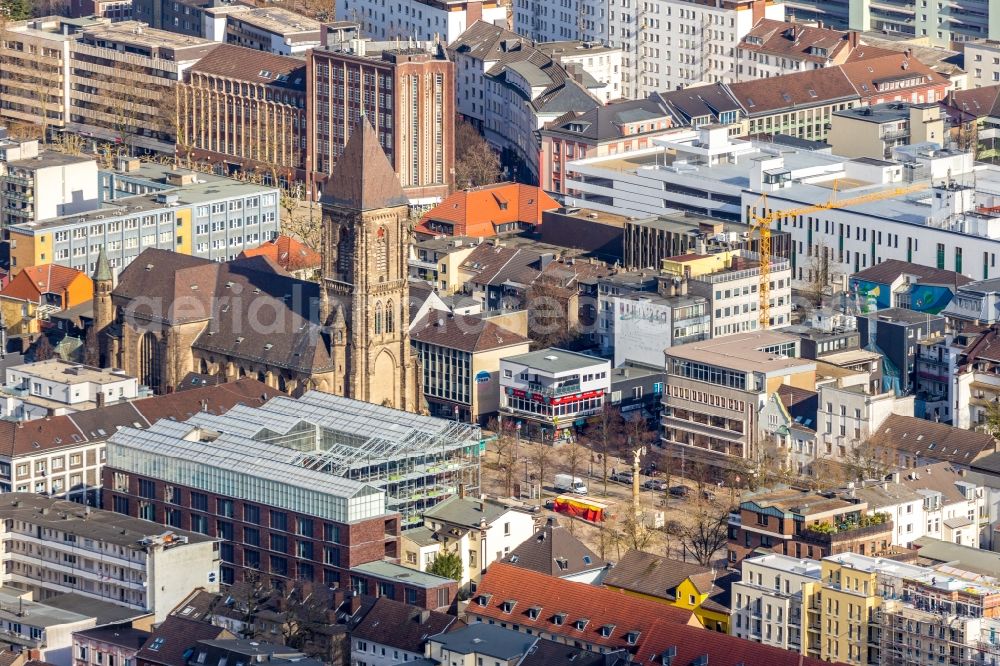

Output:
xmin=177 ymin=45 xmax=308 ymax=185
xmin=336 ymin=0 xmax=506 ymax=43
xmin=849 ymin=259 xmax=971 ymax=316
xmin=202 ymin=6 xmax=322 ymax=56
xmin=131 ymin=0 xmax=223 ymax=37
xmin=0 ymin=137 xmax=99 ymax=229
xmin=830 ymin=103 xmax=946 ymax=161
xmin=814 ymin=380 xmax=913 ymax=469
xmin=727 ymin=487 xmax=895 ymax=567
xmin=309 ymin=37 xmax=454 ymax=205
xmin=69 ymin=0 xmax=134 ymax=21
xmin=662 ymin=249 xmax=793 ymax=334
xmin=0 ymin=493 xmax=219 ymax=622
xmin=536 ymin=41 xmax=624 ymax=103
xmin=0 ymin=263 xmax=93 ymax=336
xmin=857 ymin=308 xmax=946 ymax=394
xmin=9 ymin=165 xmax=280 ymax=275
xmin=730 ymin=553 xmax=822 ymax=655
xmin=966 ymin=40 xmax=1000 ymax=88
xmin=663 ymin=331 xmax=814 ymax=474
xmin=410 ymin=313 xmax=530 ymax=423
xmin=736 ymin=21 xmax=864 ymax=81
xmin=539 ymin=99 xmax=676 ymax=195
xmin=610 ymin=285 xmax=710 ymax=368
xmin=1 ymin=359 xmax=141 ymax=421
xmin=450 ymin=22 xmax=607 ymax=183
xmin=499 ymin=348 xmax=611 ymax=443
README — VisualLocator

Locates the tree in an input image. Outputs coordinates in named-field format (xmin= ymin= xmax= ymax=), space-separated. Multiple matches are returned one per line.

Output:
xmin=526 ymin=277 xmax=586 ymax=350
xmin=983 ymin=401 xmax=1000 ymax=442
xmin=454 ymin=120 xmax=500 ymax=189
xmin=670 ymin=507 xmax=729 ymax=567
xmin=427 ymin=550 xmax=463 ymax=581
xmin=83 ymin=326 xmax=100 ymax=367
xmin=0 ymin=0 xmax=31 ymax=20
xmin=275 ymin=581 xmax=335 ymax=657
xmin=618 ymin=504 xmax=656 ymax=552
xmin=488 ymin=418 xmax=518 ymax=498
xmin=584 ymin=404 xmax=624 ymax=495
xmin=842 ymin=436 xmax=897 ymax=483
xmin=527 ymin=439 xmax=552 ymax=505
xmin=30 ymin=335 xmax=54 ymax=362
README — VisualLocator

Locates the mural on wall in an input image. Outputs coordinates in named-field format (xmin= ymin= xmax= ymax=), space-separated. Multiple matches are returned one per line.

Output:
xmin=851 ymin=280 xmax=955 ymax=315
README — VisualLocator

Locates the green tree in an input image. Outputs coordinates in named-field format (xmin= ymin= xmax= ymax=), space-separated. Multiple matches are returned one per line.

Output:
xmin=427 ymin=550 xmax=463 ymax=581
xmin=1 ymin=0 xmax=32 ymax=20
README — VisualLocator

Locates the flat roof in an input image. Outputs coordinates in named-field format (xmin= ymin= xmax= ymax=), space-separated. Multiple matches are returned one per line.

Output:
xmin=0 ymin=493 xmax=214 ymax=548
xmin=7 ymin=151 xmax=96 ymax=170
xmin=834 ymin=102 xmax=915 ymax=124
xmin=863 ymin=307 xmax=944 ymax=325
xmin=666 ymin=331 xmax=812 ymax=374
xmin=742 ymin=553 xmax=822 ymax=578
xmin=81 ymin=21 xmax=215 ymax=50
xmin=351 ymin=561 xmax=455 ymax=589
xmin=824 ymin=552 xmax=928 ymax=579
xmin=7 ymin=359 xmax=135 ymax=386
xmin=224 ymin=6 xmax=321 ymax=35
xmin=501 ymin=348 xmax=609 ymax=373
xmin=0 ymin=588 xmax=91 ymax=627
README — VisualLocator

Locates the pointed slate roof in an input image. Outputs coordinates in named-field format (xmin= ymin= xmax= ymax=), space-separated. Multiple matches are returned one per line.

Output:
xmin=322 ymin=118 xmax=408 ymax=211
xmin=93 ymin=246 xmax=113 ymax=283
xmin=502 ymin=517 xmax=606 ymax=577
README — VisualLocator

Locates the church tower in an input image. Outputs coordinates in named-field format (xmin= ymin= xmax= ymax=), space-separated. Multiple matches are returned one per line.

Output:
xmin=92 ymin=246 xmax=114 ymax=368
xmin=320 ymin=119 xmax=420 ymax=412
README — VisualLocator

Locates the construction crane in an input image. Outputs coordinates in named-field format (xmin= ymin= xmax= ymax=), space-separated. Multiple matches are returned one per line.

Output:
xmin=749 ymin=182 xmax=929 ymax=328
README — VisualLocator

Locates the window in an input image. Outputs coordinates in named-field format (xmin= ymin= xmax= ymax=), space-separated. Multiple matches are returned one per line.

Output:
xmin=244 ymin=504 xmax=261 ymax=524
xmin=270 ymin=510 xmax=288 ymax=531
xmin=271 ymin=534 xmax=288 ymax=552
xmin=138 ymin=479 xmax=156 ymax=499
xmin=269 ymin=555 xmax=288 ymax=577
xmin=191 ymin=492 xmax=208 ymax=512
xmin=296 ymin=517 xmax=313 ymax=538
xmin=217 ymin=499 xmax=234 ymax=518
xmin=244 ymin=527 xmax=260 ymax=546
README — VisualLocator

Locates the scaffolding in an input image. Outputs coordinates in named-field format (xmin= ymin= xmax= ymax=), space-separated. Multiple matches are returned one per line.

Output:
xmin=187 ymin=391 xmax=483 ymax=528
xmin=877 ymin=599 xmax=1000 ymax=666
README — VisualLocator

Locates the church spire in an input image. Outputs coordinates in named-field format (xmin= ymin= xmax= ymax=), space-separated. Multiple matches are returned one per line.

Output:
xmin=321 ymin=118 xmax=408 ymax=211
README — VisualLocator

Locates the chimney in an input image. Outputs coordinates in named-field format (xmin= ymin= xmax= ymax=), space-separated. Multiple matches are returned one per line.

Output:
xmin=96 ymin=392 xmax=105 ymax=408
xmin=677 ymin=277 xmax=688 ymax=297
xmin=848 ymin=31 xmax=859 ymax=49
xmin=350 ymin=593 xmax=362 ymax=614
xmin=419 ymin=609 xmax=431 ymax=623
xmin=459 ymin=483 xmax=466 ymax=499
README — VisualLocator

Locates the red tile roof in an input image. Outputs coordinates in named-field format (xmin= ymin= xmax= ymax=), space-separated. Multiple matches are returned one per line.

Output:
xmin=416 ymin=183 xmax=559 ymax=238
xmin=839 ymin=52 xmax=948 ymax=102
xmin=472 ymin=564 xmax=840 ymax=665
xmin=2 ymin=265 xmax=89 ymax=303
xmin=238 ymin=235 xmax=321 ymax=273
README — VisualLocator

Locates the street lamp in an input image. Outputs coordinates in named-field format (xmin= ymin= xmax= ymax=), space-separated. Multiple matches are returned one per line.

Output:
xmin=453 ymin=405 xmax=460 ymax=422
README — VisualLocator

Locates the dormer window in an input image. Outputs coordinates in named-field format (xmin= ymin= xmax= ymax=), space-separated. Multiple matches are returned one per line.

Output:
xmin=527 ymin=606 xmax=542 ymax=620
xmin=626 ymin=630 xmax=641 ymax=645
xmin=476 ymin=594 xmax=492 ymax=607
xmin=573 ymin=618 xmax=589 ymax=631
xmin=501 ymin=600 xmax=517 ymax=613
xmin=556 ymin=557 xmax=569 ymax=571
xmin=553 ymin=613 xmax=567 ymax=626
xmin=599 ymin=624 xmax=615 ymax=638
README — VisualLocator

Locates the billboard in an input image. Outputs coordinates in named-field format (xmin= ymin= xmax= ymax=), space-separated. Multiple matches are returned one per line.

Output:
xmin=613 ymin=296 xmax=672 ymax=368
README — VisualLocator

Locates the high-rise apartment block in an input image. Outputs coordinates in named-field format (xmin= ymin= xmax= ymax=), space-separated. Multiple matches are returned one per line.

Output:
xmin=309 ymin=37 xmax=454 ymax=205
xmin=335 ymin=0 xmax=506 ymax=43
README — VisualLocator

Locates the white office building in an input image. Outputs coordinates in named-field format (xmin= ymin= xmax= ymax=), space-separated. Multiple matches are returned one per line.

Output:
xmin=730 ymin=553 xmax=821 ymax=652
xmin=337 ymin=0 xmax=506 ymax=43
xmin=1 ymin=359 xmax=142 ymax=421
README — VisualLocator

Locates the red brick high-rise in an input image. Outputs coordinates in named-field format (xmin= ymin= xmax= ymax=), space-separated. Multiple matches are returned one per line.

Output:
xmin=308 ymin=37 xmax=455 ymax=206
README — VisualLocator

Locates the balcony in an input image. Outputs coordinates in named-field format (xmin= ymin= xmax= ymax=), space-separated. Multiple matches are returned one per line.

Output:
xmin=408 ymin=257 xmax=438 ymax=271
xmin=880 ymin=128 xmax=910 ymax=141
xmin=798 ymin=515 xmax=893 ymax=546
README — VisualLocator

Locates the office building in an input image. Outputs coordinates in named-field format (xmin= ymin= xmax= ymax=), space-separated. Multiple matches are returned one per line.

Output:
xmin=663 ymin=331 xmax=814 ymax=473
xmin=499 ymin=348 xmax=611 ymax=443
xmin=829 ymin=103 xmax=947 ymax=161
xmin=857 ymin=307 xmax=946 ymax=394
xmin=8 ymin=164 xmax=280 ymax=276
xmin=0 ymin=493 xmax=219 ymax=622
xmin=849 ymin=259 xmax=971 ymax=316
xmin=177 ymin=45 xmax=308 ymax=185
xmin=309 ymin=36 xmax=454 ymax=205
xmin=410 ymin=313 xmax=530 ymax=423
xmin=610 ymin=286 xmax=710 ymax=368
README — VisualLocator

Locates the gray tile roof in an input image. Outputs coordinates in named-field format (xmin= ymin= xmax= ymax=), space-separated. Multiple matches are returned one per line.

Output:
xmin=321 ymin=118 xmax=408 ymax=211
xmin=423 ymin=495 xmax=513 ymax=528
xmin=502 ymin=518 xmax=606 ymax=577
xmin=430 ymin=623 xmax=537 ymax=660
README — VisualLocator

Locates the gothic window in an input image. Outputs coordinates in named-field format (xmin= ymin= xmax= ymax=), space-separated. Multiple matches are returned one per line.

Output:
xmin=374 ymin=300 xmax=382 ymax=335
xmin=139 ymin=332 xmax=162 ymax=393
xmin=336 ymin=228 xmax=352 ymax=279
xmin=385 ymin=300 xmax=395 ymax=334
xmin=376 ymin=226 xmax=388 ymax=280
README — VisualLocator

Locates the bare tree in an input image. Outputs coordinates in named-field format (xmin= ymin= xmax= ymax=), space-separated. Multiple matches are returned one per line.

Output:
xmin=842 ymin=436 xmax=898 ymax=482
xmin=671 ymin=507 xmax=729 ymax=567
xmin=83 ymin=326 xmax=100 ymax=367
xmin=454 ymin=119 xmax=501 ymax=189
xmin=584 ymin=404 xmax=624 ymax=495
xmin=488 ymin=418 xmax=518 ymax=498
xmin=273 ymin=581 xmax=335 ymax=658
xmin=527 ymin=439 xmax=552 ymax=505
xmin=618 ymin=504 xmax=656 ymax=552
xmin=30 ymin=335 xmax=54 ymax=362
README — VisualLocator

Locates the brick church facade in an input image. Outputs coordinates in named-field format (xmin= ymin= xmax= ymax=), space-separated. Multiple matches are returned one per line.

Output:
xmin=93 ymin=120 xmax=421 ymax=411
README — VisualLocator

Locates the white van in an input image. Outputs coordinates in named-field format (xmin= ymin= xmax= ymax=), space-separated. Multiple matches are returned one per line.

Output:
xmin=554 ymin=473 xmax=588 ymax=495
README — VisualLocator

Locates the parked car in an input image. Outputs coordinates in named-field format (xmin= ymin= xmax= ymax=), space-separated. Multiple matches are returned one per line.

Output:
xmin=669 ymin=485 xmax=690 ymax=498
xmin=643 ymin=479 xmax=668 ymax=491
xmin=610 ymin=470 xmax=634 ymax=484
xmin=641 ymin=463 xmax=659 ymax=477
xmin=702 ymin=489 xmax=717 ymax=501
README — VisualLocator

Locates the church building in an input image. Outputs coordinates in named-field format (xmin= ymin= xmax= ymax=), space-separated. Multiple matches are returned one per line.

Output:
xmin=92 ymin=120 xmax=422 ymax=412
